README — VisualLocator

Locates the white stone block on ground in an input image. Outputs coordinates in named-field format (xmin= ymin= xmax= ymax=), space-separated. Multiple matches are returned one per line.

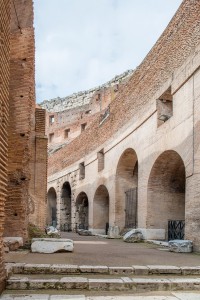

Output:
xmin=108 ymin=226 xmax=121 ymax=239
xmin=168 ymin=240 xmax=193 ymax=253
xmin=31 ymin=238 xmax=73 ymax=253
xmin=123 ymin=229 xmax=143 ymax=243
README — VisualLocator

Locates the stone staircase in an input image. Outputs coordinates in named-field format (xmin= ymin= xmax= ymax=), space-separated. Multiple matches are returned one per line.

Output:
xmin=2 ymin=263 xmax=200 ymax=299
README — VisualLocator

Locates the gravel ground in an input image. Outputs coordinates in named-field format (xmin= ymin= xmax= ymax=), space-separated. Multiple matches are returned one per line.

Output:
xmin=5 ymin=232 xmax=200 ymax=267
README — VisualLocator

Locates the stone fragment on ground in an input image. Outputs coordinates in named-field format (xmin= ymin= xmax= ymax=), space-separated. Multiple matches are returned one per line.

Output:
xmin=3 ymin=237 xmax=23 ymax=252
xmin=31 ymin=238 xmax=74 ymax=253
xmin=45 ymin=226 xmax=59 ymax=236
xmin=168 ymin=240 xmax=193 ymax=253
xmin=108 ymin=226 xmax=121 ymax=239
xmin=123 ymin=229 xmax=143 ymax=243
xmin=77 ymin=229 xmax=92 ymax=236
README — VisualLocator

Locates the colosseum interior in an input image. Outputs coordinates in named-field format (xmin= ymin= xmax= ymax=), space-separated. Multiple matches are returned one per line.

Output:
xmin=1 ymin=0 xmax=200 ymax=295
xmin=44 ymin=0 xmax=200 ymax=250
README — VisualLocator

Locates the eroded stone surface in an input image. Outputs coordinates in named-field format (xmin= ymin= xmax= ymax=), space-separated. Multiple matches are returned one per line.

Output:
xmin=79 ymin=266 xmax=108 ymax=273
xmin=169 ymin=240 xmax=193 ymax=253
xmin=31 ymin=238 xmax=74 ymax=253
xmin=108 ymin=226 xmax=121 ymax=239
xmin=147 ymin=265 xmax=181 ymax=275
xmin=3 ymin=237 xmax=23 ymax=251
xmin=109 ymin=267 xmax=133 ymax=275
xmin=123 ymin=229 xmax=143 ymax=243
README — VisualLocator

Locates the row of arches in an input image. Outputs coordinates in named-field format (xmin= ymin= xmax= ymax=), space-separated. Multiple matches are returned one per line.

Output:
xmin=47 ymin=149 xmax=186 ymax=240
xmin=47 ymin=184 xmax=109 ymax=233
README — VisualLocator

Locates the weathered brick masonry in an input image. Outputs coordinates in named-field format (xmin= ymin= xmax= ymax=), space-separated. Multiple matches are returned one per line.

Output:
xmin=0 ymin=0 xmax=10 ymax=292
xmin=4 ymin=0 xmax=36 ymax=239
xmin=0 ymin=0 xmax=47 ymax=291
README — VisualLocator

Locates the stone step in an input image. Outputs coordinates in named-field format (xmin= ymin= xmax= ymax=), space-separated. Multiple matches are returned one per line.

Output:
xmin=6 ymin=275 xmax=200 ymax=292
xmin=6 ymin=263 xmax=200 ymax=276
xmin=1 ymin=292 xmax=200 ymax=300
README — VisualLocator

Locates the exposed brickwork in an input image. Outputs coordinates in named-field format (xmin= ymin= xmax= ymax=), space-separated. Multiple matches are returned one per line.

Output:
xmin=49 ymin=0 xmax=200 ymax=175
xmin=42 ymin=71 xmax=133 ymax=154
xmin=0 ymin=0 xmax=47 ymax=291
xmin=29 ymin=108 xmax=48 ymax=229
xmin=4 ymin=0 xmax=35 ymax=239
xmin=0 ymin=0 xmax=10 ymax=292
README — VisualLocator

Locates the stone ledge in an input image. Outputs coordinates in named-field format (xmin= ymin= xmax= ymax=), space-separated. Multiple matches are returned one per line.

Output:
xmin=147 ymin=265 xmax=181 ymax=275
xmin=109 ymin=267 xmax=134 ymax=275
xmin=79 ymin=266 xmax=108 ymax=274
xmin=7 ymin=263 xmax=200 ymax=276
xmin=6 ymin=276 xmax=200 ymax=292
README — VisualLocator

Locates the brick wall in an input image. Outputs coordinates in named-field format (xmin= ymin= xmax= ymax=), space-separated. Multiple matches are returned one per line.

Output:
xmin=49 ymin=0 xmax=200 ymax=175
xmin=29 ymin=108 xmax=48 ymax=229
xmin=4 ymin=0 xmax=35 ymax=239
xmin=0 ymin=0 xmax=47 ymax=291
xmin=3 ymin=0 xmax=47 ymax=237
xmin=0 ymin=0 xmax=10 ymax=292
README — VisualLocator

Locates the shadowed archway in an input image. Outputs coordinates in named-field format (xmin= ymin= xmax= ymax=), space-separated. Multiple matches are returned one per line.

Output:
xmin=115 ymin=148 xmax=138 ymax=230
xmin=47 ymin=187 xmax=57 ymax=227
xmin=76 ymin=192 xmax=89 ymax=230
xmin=61 ymin=182 xmax=72 ymax=231
xmin=147 ymin=150 xmax=186 ymax=240
xmin=93 ymin=185 xmax=109 ymax=234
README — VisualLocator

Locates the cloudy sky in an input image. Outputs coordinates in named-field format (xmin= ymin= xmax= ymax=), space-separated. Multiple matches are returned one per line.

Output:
xmin=34 ymin=0 xmax=182 ymax=103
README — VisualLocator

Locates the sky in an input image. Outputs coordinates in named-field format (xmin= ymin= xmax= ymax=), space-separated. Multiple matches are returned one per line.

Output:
xmin=34 ymin=0 xmax=182 ymax=103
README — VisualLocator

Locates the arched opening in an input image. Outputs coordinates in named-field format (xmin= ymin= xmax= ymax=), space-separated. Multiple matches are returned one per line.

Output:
xmin=93 ymin=185 xmax=109 ymax=234
xmin=61 ymin=182 xmax=71 ymax=231
xmin=76 ymin=192 xmax=89 ymax=230
xmin=47 ymin=187 xmax=57 ymax=227
xmin=115 ymin=148 xmax=138 ymax=230
xmin=147 ymin=150 xmax=186 ymax=240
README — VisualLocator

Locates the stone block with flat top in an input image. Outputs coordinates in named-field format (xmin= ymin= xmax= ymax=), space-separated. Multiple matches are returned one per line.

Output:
xmin=31 ymin=238 xmax=74 ymax=253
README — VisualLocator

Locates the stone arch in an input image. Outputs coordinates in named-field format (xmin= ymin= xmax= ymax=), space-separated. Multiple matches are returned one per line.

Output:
xmin=147 ymin=150 xmax=186 ymax=240
xmin=61 ymin=181 xmax=72 ymax=231
xmin=75 ymin=192 xmax=89 ymax=230
xmin=47 ymin=187 xmax=57 ymax=227
xmin=115 ymin=148 xmax=138 ymax=230
xmin=93 ymin=185 xmax=109 ymax=234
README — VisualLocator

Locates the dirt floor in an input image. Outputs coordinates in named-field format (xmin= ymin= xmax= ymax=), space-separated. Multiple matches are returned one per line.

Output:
xmin=5 ymin=232 xmax=200 ymax=266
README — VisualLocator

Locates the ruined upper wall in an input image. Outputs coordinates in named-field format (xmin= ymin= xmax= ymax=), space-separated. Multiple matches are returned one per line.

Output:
xmin=40 ymin=70 xmax=134 ymax=113
xmin=10 ymin=0 xmax=33 ymax=32
xmin=49 ymin=0 xmax=200 ymax=175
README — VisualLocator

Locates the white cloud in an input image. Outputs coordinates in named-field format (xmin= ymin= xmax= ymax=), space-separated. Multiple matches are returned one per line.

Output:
xmin=34 ymin=0 xmax=182 ymax=102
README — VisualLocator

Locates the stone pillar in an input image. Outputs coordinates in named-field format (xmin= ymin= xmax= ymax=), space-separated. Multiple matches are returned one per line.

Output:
xmin=184 ymin=67 xmax=200 ymax=252
xmin=56 ymin=181 xmax=61 ymax=230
